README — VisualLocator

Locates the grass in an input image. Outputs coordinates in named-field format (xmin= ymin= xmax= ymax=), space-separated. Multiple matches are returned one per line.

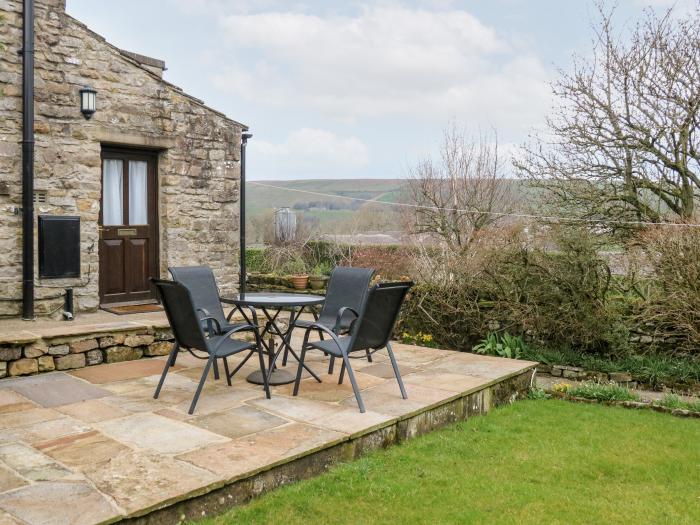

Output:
xmin=523 ymin=346 xmax=700 ymax=389
xmin=196 ymin=401 xmax=700 ymax=525
xmin=654 ymin=394 xmax=700 ymax=412
xmin=567 ymin=381 xmax=640 ymax=402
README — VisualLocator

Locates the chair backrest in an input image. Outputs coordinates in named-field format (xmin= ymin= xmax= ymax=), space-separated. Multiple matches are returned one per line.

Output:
xmin=152 ymin=279 xmax=209 ymax=352
xmin=349 ymin=281 xmax=413 ymax=351
xmin=168 ymin=266 xmax=227 ymax=327
xmin=319 ymin=267 xmax=375 ymax=329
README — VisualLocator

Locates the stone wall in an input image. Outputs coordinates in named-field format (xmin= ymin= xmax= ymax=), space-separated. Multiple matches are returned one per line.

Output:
xmin=0 ymin=0 xmax=244 ymax=317
xmin=0 ymin=326 xmax=174 ymax=379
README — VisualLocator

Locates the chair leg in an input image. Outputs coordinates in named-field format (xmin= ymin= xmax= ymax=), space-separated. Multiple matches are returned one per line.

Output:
xmin=341 ymin=353 xmax=365 ymax=413
xmin=223 ymin=357 xmax=232 ymax=386
xmin=257 ymin=348 xmax=271 ymax=399
xmin=292 ymin=345 xmax=308 ymax=396
xmin=189 ymin=355 xmax=214 ymax=415
xmin=213 ymin=359 xmax=220 ymax=380
xmin=366 ymin=349 xmax=373 ymax=363
xmin=338 ymin=360 xmax=345 ymax=385
xmin=154 ymin=343 xmax=178 ymax=399
xmin=328 ymin=356 xmax=336 ymax=375
xmin=386 ymin=341 xmax=407 ymax=399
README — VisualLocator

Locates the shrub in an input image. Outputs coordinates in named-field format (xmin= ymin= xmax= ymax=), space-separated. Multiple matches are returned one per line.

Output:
xmin=401 ymin=225 xmax=631 ymax=354
xmin=637 ymin=227 xmax=700 ymax=356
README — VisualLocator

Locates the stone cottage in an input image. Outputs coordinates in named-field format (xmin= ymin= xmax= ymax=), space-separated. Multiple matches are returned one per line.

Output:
xmin=0 ymin=0 xmax=245 ymax=318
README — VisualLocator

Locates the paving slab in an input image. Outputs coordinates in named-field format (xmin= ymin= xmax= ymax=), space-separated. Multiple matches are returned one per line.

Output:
xmin=81 ymin=450 xmax=217 ymax=515
xmin=70 ymin=359 xmax=183 ymax=384
xmin=0 ymin=443 xmax=76 ymax=482
xmin=402 ymin=371 xmax=490 ymax=393
xmin=0 ymin=416 xmax=92 ymax=445
xmin=0 ymin=407 xmax=63 ymax=430
xmin=55 ymin=399 xmax=131 ymax=423
xmin=95 ymin=413 xmax=229 ymax=455
xmin=190 ymin=405 xmax=289 ymax=439
xmin=247 ymin=395 xmax=343 ymax=424
xmin=0 ymin=465 xmax=26 ymax=494
xmin=0 ymin=391 xmax=37 ymax=415
xmin=35 ymin=430 xmax=130 ymax=471
xmin=0 ymin=373 xmax=110 ymax=408
xmin=272 ymin=371 xmax=385 ymax=402
xmin=360 ymin=361 xmax=418 ymax=379
xmin=178 ymin=422 xmax=345 ymax=479
xmin=0 ymin=481 xmax=118 ymax=525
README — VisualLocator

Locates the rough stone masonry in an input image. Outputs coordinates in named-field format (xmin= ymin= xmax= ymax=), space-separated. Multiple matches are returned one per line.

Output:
xmin=0 ymin=0 xmax=245 ymax=317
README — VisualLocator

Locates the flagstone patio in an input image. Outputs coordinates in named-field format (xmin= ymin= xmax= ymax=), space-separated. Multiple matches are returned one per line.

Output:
xmin=0 ymin=337 xmax=536 ymax=525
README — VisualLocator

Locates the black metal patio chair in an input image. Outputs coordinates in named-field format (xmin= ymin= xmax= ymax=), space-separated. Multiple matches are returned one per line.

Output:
xmin=290 ymin=266 xmax=375 ymax=374
xmin=169 ymin=266 xmax=259 ymax=380
xmin=152 ymin=279 xmax=270 ymax=414
xmin=293 ymin=281 xmax=413 ymax=413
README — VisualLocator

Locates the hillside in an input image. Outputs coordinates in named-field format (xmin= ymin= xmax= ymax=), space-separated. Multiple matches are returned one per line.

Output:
xmin=246 ymin=179 xmax=408 ymax=241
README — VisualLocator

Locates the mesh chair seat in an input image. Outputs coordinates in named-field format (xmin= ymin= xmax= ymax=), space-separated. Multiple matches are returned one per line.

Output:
xmin=308 ymin=336 xmax=352 ymax=356
xmin=206 ymin=336 xmax=256 ymax=357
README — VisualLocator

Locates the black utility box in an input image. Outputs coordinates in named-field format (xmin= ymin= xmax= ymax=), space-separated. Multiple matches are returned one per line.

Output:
xmin=38 ymin=216 xmax=81 ymax=279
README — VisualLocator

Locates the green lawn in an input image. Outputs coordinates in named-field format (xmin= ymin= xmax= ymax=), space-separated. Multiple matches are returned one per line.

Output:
xmin=198 ymin=401 xmax=700 ymax=525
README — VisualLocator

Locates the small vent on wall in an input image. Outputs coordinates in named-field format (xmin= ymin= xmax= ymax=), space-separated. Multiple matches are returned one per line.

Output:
xmin=34 ymin=191 xmax=48 ymax=204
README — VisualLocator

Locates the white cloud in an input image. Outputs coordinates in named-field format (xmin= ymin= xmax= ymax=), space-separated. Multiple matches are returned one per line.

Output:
xmin=212 ymin=5 xmax=552 ymax=128
xmin=248 ymin=128 xmax=369 ymax=179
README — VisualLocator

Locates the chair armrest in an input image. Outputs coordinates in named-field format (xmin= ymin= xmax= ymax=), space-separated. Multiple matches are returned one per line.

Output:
xmin=333 ymin=307 xmax=359 ymax=334
xmin=197 ymin=308 xmax=221 ymax=336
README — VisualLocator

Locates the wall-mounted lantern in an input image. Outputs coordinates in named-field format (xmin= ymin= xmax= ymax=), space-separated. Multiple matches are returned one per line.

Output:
xmin=79 ymin=86 xmax=97 ymax=119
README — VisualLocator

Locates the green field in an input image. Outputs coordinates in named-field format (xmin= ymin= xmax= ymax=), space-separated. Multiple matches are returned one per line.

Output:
xmin=196 ymin=400 xmax=700 ymax=525
xmin=246 ymin=179 xmax=407 ymax=240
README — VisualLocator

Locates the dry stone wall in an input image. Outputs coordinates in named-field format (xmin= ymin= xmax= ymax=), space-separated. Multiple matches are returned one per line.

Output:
xmin=0 ymin=326 xmax=174 ymax=378
xmin=0 ymin=0 xmax=244 ymax=317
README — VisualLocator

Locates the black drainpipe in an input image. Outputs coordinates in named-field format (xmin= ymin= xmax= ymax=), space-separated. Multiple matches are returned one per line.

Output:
xmin=21 ymin=0 xmax=35 ymax=320
xmin=239 ymin=132 xmax=252 ymax=297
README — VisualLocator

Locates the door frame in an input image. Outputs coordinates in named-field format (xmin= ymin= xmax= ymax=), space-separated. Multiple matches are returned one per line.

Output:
xmin=99 ymin=146 xmax=160 ymax=306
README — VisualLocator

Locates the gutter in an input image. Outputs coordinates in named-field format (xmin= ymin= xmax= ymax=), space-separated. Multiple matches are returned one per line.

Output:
xmin=240 ymin=133 xmax=252 ymax=296
xmin=21 ymin=0 xmax=35 ymax=320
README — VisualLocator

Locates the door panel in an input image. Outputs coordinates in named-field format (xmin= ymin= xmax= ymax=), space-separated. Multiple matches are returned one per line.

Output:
xmin=102 ymin=239 xmax=125 ymax=296
xmin=99 ymin=149 xmax=159 ymax=305
xmin=126 ymin=238 xmax=150 ymax=293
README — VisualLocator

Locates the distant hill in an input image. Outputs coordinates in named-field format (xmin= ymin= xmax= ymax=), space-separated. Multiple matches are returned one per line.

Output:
xmin=246 ymin=179 xmax=409 ymax=241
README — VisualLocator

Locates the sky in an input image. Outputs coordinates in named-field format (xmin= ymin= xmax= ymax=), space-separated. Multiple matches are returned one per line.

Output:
xmin=66 ymin=0 xmax=694 ymax=181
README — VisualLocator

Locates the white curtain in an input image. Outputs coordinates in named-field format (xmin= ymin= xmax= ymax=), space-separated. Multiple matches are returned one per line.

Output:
xmin=129 ymin=161 xmax=148 ymax=225
xmin=102 ymin=159 xmax=123 ymax=226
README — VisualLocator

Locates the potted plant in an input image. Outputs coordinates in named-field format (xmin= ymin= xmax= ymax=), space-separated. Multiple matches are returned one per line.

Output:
xmin=282 ymin=256 xmax=309 ymax=290
xmin=308 ymin=263 xmax=331 ymax=290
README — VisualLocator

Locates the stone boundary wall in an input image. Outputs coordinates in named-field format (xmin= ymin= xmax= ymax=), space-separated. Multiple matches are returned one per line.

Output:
xmin=0 ymin=327 xmax=174 ymax=379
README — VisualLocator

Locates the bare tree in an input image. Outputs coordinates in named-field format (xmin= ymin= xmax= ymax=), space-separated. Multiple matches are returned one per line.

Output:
xmin=516 ymin=3 xmax=700 ymax=230
xmin=407 ymin=124 xmax=513 ymax=253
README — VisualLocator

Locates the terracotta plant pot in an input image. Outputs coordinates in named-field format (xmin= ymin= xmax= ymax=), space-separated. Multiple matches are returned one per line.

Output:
xmin=290 ymin=275 xmax=309 ymax=290
xmin=308 ymin=276 xmax=328 ymax=290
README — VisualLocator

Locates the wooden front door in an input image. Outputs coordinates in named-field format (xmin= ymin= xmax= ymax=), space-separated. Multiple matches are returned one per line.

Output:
xmin=99 ymin=148 xmax=159 ymax=305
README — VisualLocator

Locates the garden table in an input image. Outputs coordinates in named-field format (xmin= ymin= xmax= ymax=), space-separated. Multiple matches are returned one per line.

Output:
xmin=221 ymin=292 xmax=325 ymax=385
